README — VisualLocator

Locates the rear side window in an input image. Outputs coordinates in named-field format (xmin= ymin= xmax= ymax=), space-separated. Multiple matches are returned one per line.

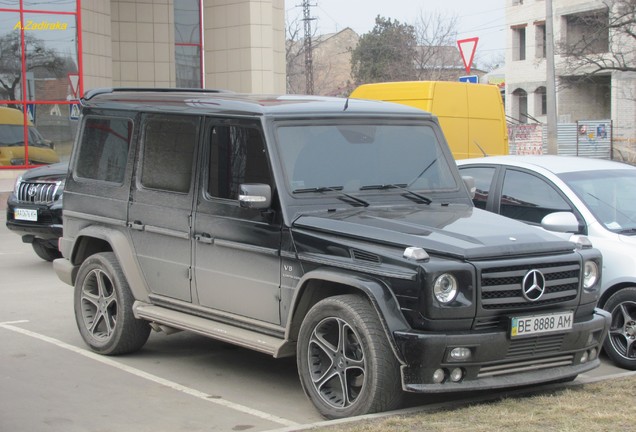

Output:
xmin=140 ymin=114 xmax=199 ymax=193
xmin=76 ymin=117 xmax=132 ymax=183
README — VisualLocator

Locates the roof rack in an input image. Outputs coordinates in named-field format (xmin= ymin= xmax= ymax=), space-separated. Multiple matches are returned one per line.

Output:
xmin=83 ymin=87 xmax=233 ymax=101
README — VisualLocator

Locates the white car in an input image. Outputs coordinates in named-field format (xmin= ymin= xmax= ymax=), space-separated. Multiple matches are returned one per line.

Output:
xmin=457 ymin=155 xmax=636 ymax=370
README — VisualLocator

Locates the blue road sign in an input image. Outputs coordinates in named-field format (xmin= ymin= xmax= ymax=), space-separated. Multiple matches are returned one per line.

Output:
xmin=459 ymin=75 xmax=479 ymax=84
xmin=26 ymin=104 xmax=35 ymax=122
xmin=69 ymin=102 xmax=81 ymax=120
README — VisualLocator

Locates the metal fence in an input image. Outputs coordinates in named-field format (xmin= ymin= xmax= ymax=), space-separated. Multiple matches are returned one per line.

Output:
xmin=508 ymin=120 xmax=612 ymax=159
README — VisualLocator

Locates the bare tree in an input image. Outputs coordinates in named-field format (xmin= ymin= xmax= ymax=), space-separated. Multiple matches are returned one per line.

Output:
xmin=285 ymin=16 xmax=306 ymax=94
xmin=412 ymin=11 xmax=461 ymax=80
xmin=558 ymin=0 xmax=635 ymax=78
xmin=0 ymin=31 xmax=67 ymax=103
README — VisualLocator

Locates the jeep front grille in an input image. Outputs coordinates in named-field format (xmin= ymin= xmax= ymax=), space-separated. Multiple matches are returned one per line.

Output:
xmin=16 ymin=181 xmax=60 ymax=204
xmin=480 ymin=261 xmax=580 ymax=310
xmin=478 ymin=354 xmax=574 ymax=378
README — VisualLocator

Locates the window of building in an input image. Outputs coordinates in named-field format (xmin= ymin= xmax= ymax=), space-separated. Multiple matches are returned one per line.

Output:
xmin=512 ymin=25 xmax=527 ymax=61
xmin=76 ymin=117 xmax=132 ymax=184
xmin=207 ymin=125 xmax=271 ymax=201
xmin=564 ymin=10 xmax=610 ymax=55
xmin=535 ymin=23 xmax=546 ymax=58
xmin=141 ymin=115 xmax=199 ymax=193
xmin=175 ymin=0 xmax=202 ymax=88
xmin=0 ymin=1 xmax=81 ymax=169
xmin=535 ymin=87 xmax=547 ymax=116
xmin=512 ymin=88 xmax=528 ymax=123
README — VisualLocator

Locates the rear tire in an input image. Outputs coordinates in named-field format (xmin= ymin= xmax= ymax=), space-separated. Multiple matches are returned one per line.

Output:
xmin=602 ymin=287 xmax=636 ymax=370
xmin=32 ymin=239 xmax=62 ymax=262
xmin=297 ymin=294 xmax=403 ymax=419
xmin=74 ymin=252 xmax=150 ymax=355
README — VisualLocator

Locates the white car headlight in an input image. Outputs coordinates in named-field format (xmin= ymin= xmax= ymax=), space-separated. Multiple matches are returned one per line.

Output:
xmin=583 ymin=260 xmax=599 ymax=289
xmin=13 ymin=175 xmax=23 ymax=195
xmin=434 ymin=273 xmax=458 ymax=304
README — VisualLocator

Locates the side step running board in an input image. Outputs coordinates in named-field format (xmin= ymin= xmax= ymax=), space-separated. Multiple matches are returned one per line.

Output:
xmin=133 ymin=302 xmax=293 ymax=358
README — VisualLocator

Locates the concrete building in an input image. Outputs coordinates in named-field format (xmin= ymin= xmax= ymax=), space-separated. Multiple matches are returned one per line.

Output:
xmin=505 ymin=0 xmax=635 ymax=147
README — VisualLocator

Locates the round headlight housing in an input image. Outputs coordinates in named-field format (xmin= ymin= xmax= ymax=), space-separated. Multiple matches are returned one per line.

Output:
xmin=434 ymin=273 xmax=458 ymax=304
xmin=583 ymin=260 xmax=599 ymax=289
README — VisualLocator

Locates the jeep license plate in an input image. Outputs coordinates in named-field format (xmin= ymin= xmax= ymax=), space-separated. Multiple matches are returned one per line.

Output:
xmin=511 ymin=311 xmax=573 ymax=338
xmin=15 ymin=208 xmax=37 ymax=221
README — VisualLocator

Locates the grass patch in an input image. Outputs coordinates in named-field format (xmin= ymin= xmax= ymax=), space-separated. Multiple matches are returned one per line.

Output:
xmin=313 ymin=376 xmax=635 ymax=432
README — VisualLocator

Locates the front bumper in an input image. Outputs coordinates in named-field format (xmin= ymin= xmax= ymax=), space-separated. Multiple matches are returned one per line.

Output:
xmin=394 ymin=308 xmax=611 ymax=393
xmin=5 ymin=200 xmax=62 ymax=241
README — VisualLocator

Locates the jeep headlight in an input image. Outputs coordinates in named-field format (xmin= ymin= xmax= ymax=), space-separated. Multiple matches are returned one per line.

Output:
xmin=434 ymin=273 xmax=458 ymax=304
xmin=13 ymin=175 xmax=23 ymax=195
xmin=583 ymin=260 xmax=599 ymax=289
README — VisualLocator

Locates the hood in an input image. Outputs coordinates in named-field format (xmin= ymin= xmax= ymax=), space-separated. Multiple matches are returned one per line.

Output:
xmin=292 ymin=205 xmax=576 ymax=260
xmin=22 ymin=161 xmax=68 ymax=181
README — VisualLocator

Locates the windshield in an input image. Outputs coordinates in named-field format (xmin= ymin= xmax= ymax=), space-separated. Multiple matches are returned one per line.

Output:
xmin=0 ymin=125 xmax=49 ymax=147
xmin=276 ymin=122 xmax=458 ymax=196
xmin=559 ymin=169 xmax=636 ymax=234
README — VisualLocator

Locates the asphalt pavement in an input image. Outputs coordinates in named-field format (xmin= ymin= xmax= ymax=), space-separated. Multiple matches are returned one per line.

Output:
xmin=1 ymin=209 xmax=633 ymax=432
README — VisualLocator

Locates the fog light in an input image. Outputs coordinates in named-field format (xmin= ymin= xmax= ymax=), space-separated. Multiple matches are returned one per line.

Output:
xmin=580 ymin=351 xmax=589 ymax=364
xmin=587 ymin=333 xmax=595 ymax=345
xmin=450 ymin=368 xmax=464 ymax=382
xmin=589 ymin=348 xmax=598 ymax=361
xmin=433 ymin=368 xmax=446 ymax=384
xmin=450 ymin=347 xmax=472 ymax=361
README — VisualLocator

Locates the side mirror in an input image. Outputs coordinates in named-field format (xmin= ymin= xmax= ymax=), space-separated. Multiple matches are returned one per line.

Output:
xmin=541 ymin=211 xmax=580 ymax=233
xmin=462 ymin=176 xmax=476 ymax=199
xmin=239 ymin=183 xmax=271 ymax=209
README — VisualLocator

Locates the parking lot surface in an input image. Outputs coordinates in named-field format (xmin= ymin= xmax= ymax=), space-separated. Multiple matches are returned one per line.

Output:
xmin=0 ymin=212 xmax=629 ymax=432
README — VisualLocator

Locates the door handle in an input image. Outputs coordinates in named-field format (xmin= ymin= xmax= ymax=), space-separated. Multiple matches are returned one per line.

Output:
xmin=129 ymin=220 xmax=145 ymax=231
xmin=194 ymin=233 xmax=214 ymax=244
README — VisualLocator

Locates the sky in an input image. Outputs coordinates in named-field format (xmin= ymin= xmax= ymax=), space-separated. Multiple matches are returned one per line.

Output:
xmin=285 ymin=0 xmax=506 ymax=69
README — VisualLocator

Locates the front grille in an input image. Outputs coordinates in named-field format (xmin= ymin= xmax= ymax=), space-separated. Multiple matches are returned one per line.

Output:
xmin=481 ymin=261 xmax=580 ymax=310
xmin=16 ymin=181 xmax=60 ymax=204
xmin=478 ymin=354 xmax=574 ymax=378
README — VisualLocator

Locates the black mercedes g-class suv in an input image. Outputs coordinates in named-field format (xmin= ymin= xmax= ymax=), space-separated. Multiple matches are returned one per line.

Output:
xmin=54 ymin=88 xmax=610 ymax=419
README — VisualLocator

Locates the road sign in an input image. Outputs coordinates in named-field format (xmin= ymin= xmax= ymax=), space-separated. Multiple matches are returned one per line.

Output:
xmin=459 ymin=75 xmax=479 ymax=83
xmin=69 ymin=102 xmax=81 ymax=120
xmin=68 ymin=73 xmax=80 ymax=98
xmin=26 ymin=104 xmax=35 ymax=123
xmin=457 ymin=37 xmax=479 ymax=74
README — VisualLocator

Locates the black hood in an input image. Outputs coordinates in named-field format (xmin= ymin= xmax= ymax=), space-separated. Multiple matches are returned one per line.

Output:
xmin=292 ymin=205 xmax=575 ymax=260
xmin=22 ymin=162 xmax=68 ymax=181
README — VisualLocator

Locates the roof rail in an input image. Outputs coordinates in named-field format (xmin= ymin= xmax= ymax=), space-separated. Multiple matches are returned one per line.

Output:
xmin=82 ymin=87 xmax=233 ymax=101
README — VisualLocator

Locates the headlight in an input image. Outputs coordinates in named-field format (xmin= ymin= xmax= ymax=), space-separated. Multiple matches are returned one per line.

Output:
xmin=434 ymin=273 xmax=458 ymax=304
xmin=13 ymin=175 xmax=23 ymax=194
xmin=583 ymin=260 xmax=599 ymax=289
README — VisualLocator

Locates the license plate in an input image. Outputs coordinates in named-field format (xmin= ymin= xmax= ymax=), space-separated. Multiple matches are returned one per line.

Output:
xmin=511 ymin=311 xmax=573 ymax=338
xmin=14 ymin=208 xmax=38 ymax=221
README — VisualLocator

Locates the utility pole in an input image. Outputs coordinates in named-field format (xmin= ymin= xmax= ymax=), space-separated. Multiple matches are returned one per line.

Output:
xmin=545 ymin=0 xmax=558 ymax=154
xmin=302 ymin=0 xmax=315 ymax=95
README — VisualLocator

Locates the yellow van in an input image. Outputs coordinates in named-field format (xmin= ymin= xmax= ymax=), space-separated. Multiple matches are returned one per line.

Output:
xmin=0 ymin=106 xmax=59 ymax=166
xmin=350 ymin=81 xmax=508 ymax=159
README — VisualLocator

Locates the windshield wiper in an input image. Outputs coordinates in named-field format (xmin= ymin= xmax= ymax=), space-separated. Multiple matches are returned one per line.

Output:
xmin=360 ymin=183 xmax=432 ymax=204
xmin=617 ymin=228 xmax=636 ymax=235
xmin=293 ymin=186 xmax=369 ymax=207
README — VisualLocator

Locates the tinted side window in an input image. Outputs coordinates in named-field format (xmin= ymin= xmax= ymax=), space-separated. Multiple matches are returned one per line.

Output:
xmin=500 ymin=169 xmax=571 ymax=223
xmin=458 ymin=166 xmax=496 ymax=209
xmin=76 ymin=117 xmax=132 ymax=183
xmin=208 ymin=125 xmax=270 ymax=200
xmin=140 ymin=115 xmax=198 ymax=193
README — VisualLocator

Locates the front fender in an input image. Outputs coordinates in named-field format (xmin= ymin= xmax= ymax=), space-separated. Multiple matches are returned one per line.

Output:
xmin=287 ymin=268 xmax=412 ymax=364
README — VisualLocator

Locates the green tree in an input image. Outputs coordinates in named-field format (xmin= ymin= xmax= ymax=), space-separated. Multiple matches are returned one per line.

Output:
xmin=350 ymin=16 xmax=417 ymax=85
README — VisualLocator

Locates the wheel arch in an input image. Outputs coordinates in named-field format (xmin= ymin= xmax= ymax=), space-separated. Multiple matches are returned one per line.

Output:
xmin=69 ymin=226 xmax=150 ymax=302
xmin=598 ymin=282 xmax=636 ymax=308
xmin=286 ymin=268 xmax=411 ymax=364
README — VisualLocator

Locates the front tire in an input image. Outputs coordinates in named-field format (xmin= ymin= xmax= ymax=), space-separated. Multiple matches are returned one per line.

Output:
xmin=297 ymin=294 xmax=402 ymax=419
xmin=74 ymin=252 xmax=150 ymax=355
xmin=602 ymin=287 xmax=636 ymax=370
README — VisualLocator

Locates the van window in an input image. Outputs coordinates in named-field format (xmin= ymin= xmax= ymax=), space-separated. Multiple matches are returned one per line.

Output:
xmin=207 ymin=125 xmax=270 ymax=200
xmin=76 ymin=117 xmax=132 ymax=183
xmin=140 ymin=115 xmax=198 ymax=193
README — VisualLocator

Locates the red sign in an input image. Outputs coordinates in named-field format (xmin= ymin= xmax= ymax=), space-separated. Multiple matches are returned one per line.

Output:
xmin=457 ymin=37 xmax=479 ymax=74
